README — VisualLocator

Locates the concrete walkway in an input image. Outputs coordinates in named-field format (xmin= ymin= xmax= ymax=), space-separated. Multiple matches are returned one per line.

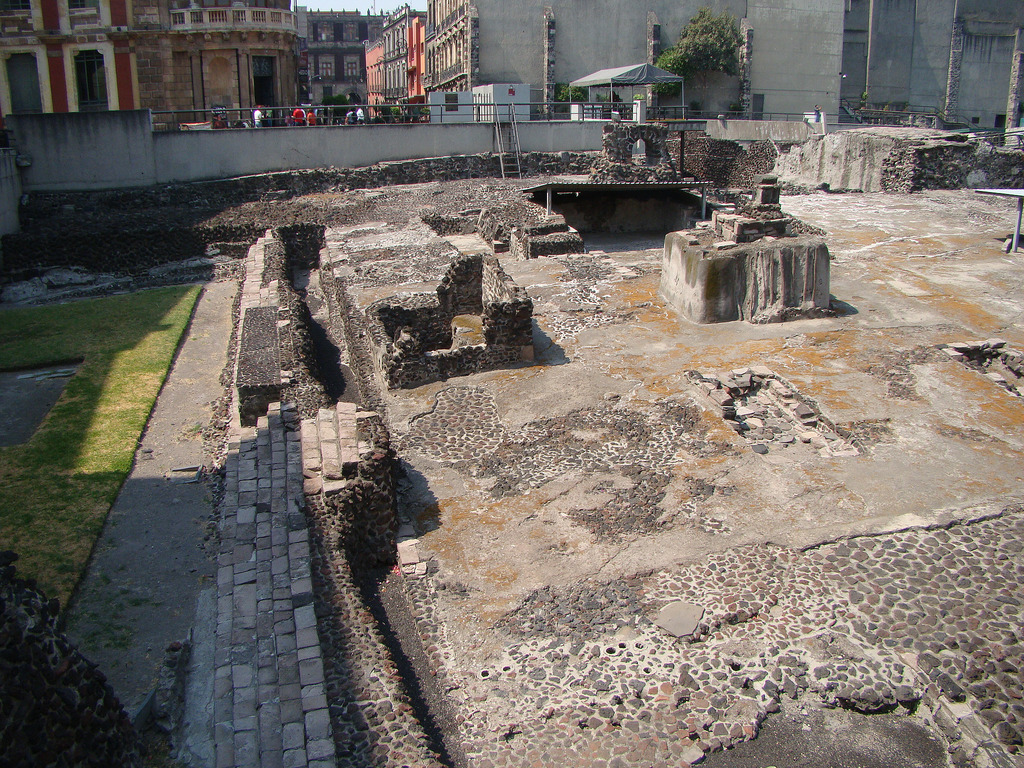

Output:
xmin=66 ymin=279 xmax=234 ymax=719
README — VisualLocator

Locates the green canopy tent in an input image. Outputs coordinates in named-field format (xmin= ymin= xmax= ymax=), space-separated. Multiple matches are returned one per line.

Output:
xmin=570 ymin=63 xmax=684 ymax=108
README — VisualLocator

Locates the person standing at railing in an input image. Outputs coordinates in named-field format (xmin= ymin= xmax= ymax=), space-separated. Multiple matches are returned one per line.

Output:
xmin=306 ymin=109 xmax=317 ymax=126
xmin=356 ymin=106 xmax=366 ymax=124
xmin=253 ymin=105 xmax=264 ymax=128
xmin=291 ymin=106 xmax=306 ymax=126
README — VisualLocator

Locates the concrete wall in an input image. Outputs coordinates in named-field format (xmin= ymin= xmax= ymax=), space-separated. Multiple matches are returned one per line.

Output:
xmin=746 ymin=0 xmax=846 ymax=119
xmin=960 ymin=32 xmax=1017 ymax=126
xmin=8 ymin=111 xmax=157 ymax=192
xmin=907 ymin=0 xmax=955 ymax=112
xmin=703 ymin=118 xmax=814 ymax=142
xmin=0 ymin=150 xmax=22 ymax=237
xmin=6 ymin=110 xmax=604 ymax=191
xmin=859 ymin=0 xmax=1024 ymax=127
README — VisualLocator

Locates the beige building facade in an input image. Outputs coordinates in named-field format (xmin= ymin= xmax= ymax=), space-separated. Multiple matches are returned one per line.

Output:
xmin=424 ymin=0 xmax=1024 ymax=125
xmin=133 ymin=0 xmax=298 ymax=117
xmin=424 ymin=0 xmax=845 ymax=117
xmin=0 ymin=0 xmax=298 ymax=120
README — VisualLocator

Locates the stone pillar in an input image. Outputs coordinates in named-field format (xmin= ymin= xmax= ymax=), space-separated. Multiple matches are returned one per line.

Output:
xmin=739 ymin=21 xmax=753 ymax=118
xmin=543 ymin=7 xmax=556 ymax=107
xmin=468 ymin=4 xmax=480 ymax=89
xmin=646 ymin=12 xmax=660 ymax=107
xmin=1006 ymin=28 xmax=1024 ymax=129
xmin=944 ymin=14 xmax=964 ymax=122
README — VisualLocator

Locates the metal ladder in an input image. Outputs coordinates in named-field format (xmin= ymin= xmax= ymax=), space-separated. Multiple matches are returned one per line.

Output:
xmin=494 ymin=104 xmax=522 ymax=179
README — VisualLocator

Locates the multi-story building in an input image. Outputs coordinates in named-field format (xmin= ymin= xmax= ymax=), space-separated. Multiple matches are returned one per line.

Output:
xmin=297 ymin=8 xmax=382 ymax=104
xmin=0 ymin=0 xmax=138 ymax=114
xmin=841 ymin=0 xmax=1024 ymax=129
xmin=135 ymin=0 xmax=297 ymax=116
xmin=0 ymin=0 xmax=298 ymax=118
xmin=406 ymin=8 xmax=425 ymax=102
xmin=365 ymin=37 xmax=384 ymax=106
xmin=423 ymin=0 xmax=1024 ymax=126
xmin=380 ymin=4 xmax=425 ymax=102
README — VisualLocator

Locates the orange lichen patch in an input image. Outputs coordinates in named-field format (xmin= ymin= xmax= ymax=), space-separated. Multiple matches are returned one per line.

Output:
xmin=934 ymin=364 xmax=1024 ymax=432
xmin=915 ymin=294 xmax=1004 ymax=335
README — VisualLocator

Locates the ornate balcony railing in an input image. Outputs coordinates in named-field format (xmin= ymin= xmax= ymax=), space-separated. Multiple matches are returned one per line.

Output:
xmin=169 ymin=6 xmax=296 ymax=33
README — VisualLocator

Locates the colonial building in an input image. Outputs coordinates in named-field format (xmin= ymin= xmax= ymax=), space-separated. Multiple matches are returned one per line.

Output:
xmin=134 ymin=0 xmax=298 ymax=116
xmin=297 ymin=8 xmax=382 ymax=104
xmin=0 ymin=0 xmax=138 ymax=114
xmin=365 ymin=36 xmax=383 ymax=106
xmin=0 ymin=0 xmax=298 ymax=117
xmin=379 ymin=4 xmax=425 ymax=102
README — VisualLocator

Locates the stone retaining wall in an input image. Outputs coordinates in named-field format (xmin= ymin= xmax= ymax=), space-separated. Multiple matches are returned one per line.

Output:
xmin=675 ymin=134 xmax=786 ymax=188
xmin=775 ymin=127 xmax=1024 ymax=193
xmin=323 ymin=414 xmax=397 ymax=568
xmin=365 ymin=253 xmax=534 ymax=390
xmin=0 ymin=551 xmax=141 ymax=768
xmin=1 ymin=152 xmax=595 ymax=282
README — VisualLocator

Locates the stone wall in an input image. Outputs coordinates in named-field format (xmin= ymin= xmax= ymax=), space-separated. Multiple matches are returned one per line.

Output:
xmin=0 ymin=551 xmax=141 ymax=768
xmin=675 ymin=133 xmax=787 ymax=188
xmin=365 ymin=253 xmax=533 ymax=389
xmin=589 ymin=123 xmax=679 ymax=183
xmin=1 ymin=151 xmax=596 ymax=283
xmin=774 ymin=127 xmax=1024 ymax=193
xmin=322 ymin=414 xmax=397 ymax=568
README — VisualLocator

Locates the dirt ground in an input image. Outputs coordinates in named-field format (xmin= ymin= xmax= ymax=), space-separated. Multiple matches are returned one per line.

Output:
xmin=6 ymin=181 xmax=1024 ymax=767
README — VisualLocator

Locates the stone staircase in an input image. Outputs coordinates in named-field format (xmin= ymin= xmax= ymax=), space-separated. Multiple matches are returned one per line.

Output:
xmin=300 ymin=402 xmax=373 ymax=496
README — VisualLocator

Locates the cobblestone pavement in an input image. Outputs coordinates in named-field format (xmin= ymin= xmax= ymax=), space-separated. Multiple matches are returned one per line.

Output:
xmin=405 ymin=507 xmax=1024 ymax=768
xmin=383 ymin=188 xmax=1024 ymax=768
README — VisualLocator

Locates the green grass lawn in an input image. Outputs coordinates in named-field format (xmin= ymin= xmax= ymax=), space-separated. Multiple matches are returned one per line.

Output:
xmin=0 ymin=286 xmax=201 ymax=608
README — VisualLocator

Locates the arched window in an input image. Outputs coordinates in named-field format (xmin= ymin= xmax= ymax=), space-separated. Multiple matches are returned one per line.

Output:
xmin=74 ymin=50 xmax=107 ymax=111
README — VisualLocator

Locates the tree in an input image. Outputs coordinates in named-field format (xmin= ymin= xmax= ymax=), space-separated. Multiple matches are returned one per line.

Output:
xmin=655 ymin=6 xmax=743 ymax=108
xmin=554 ymin=83 xmax=588 ymax=103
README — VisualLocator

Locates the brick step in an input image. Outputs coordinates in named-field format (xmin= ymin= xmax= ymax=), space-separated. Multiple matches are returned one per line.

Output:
xmin=300 ymin=403 xmax=374 ymax=496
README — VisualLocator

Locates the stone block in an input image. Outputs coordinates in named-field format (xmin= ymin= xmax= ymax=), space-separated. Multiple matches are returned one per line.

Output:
xmin=660 ymin=232 xmax=831 ymax=324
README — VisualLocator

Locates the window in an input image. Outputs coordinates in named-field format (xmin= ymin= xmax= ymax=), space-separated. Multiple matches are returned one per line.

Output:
xmin=319 ymin=57 xmax=333 ymax=79
xmin=0 ymin=0 xmax=31 ymax=11
xmin=74 ymin=50 xmax=107 ymax=111
xmin=68 ymin=0 xmax=99 ymax=9
xmin=344 ymin=55 xmax=359 ymax=78
xmin=344 ymin=22 xmax=357 ymax=41
xmin=6 ymin=53 xmax=41 ymax=113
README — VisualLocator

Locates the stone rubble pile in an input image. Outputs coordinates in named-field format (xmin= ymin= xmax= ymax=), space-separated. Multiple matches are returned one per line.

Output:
xmin=687 ymin=367 xmax=859 ymax=457
xmin=0 ymin=551 xmax=142 ymax=768
xmin=939 ymin=339 xmax=1024 ymax=398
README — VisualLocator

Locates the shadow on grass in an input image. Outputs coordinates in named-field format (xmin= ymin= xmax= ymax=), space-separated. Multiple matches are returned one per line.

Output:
xmin=0 ymin=285 xmax=200 ymax=606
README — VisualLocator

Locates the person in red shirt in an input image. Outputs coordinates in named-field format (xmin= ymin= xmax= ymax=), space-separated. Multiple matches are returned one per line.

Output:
xmin=306 ymin=109 xmax=317 ymax=126
xmin=292 ymin=106 xmax=306 ymax=125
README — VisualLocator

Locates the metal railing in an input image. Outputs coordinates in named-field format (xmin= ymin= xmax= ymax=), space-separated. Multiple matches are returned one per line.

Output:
xmin=151 ymin=100 xmax=1019 ymax=136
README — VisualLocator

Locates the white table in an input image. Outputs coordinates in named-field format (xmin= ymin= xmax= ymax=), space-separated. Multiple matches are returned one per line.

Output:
xmin=975 ymin=188 xmax=1024 ymax=253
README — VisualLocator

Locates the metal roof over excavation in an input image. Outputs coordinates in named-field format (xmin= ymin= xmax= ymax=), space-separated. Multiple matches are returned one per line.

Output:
xmin=523 ymin=180 xmax=709 ymax=218
xmin=522 ymin=181 xmax=710 ymax=194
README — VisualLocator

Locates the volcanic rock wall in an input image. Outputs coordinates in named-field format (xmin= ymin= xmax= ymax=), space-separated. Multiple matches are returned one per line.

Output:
xmin=0 ymin=552 xmax=141 ymax=768
xmin=366 ymin=253 xmax=533 ymax=389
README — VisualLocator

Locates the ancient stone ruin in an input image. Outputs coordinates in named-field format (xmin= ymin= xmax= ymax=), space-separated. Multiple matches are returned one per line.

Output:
xmin=660 ymin=176 xmax=831 ymax=323
xmin=590 ymin=122 xmax=679 ymax=183
xmin=365 ymin=252 xmax=534 ymax=390
xmin=0 ymin=552 xmax=142 ymax=768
